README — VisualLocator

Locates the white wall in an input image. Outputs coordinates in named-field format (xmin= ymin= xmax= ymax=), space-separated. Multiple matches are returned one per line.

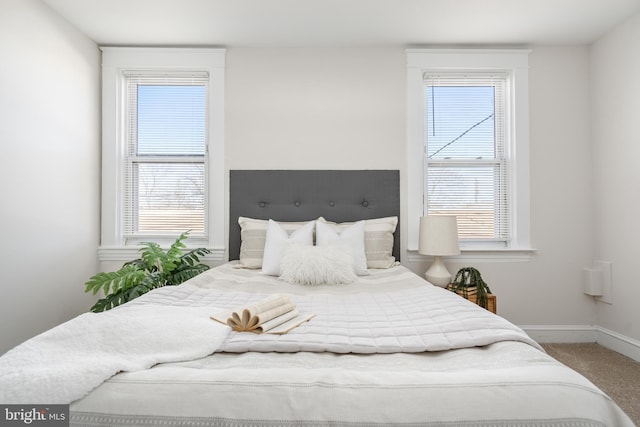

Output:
xmin=226 ymin=47 xmax=597 ymax=328
xmin=590 ymin=13 xmax=640 ymax=343
xmin=0 ymin=0 xmax=101 ymax=354
xmin=226 ymin=48 xmax=406 ymax=170
xmin=446 ymin=47 xmax=596 ymax=328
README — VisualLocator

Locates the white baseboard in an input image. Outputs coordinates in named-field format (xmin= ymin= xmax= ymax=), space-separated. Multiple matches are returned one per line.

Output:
xmin=595 ymin=326 xmax=640 ymax=363
xmin=521 ymin=325 xmax=598 ymax=343
xmin=521 ymin=324 xmax=640 ymax=362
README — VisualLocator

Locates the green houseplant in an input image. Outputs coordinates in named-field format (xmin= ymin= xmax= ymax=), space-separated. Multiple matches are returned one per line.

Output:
xmin=448 ymin=267 xmax=492 ymax=309
xmin=84 ymin=232 xmax=211 ymax=312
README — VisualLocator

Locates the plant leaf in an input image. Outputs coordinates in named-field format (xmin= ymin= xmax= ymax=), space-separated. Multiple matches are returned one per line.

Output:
xmin=180 ymin=247 xmax=211 ymax=266
xmin=140 ymin=241 xmax=166 ymax=273
xmin=123 ymin=258 xmax=145 ymax=270
xmin=84 ymin=265 xmax=145 ymax=296
xmin=167 ymin=263 xmax=210 ymax=286
xmin=140 ymin=270 xmax=167 ymax=289
xmin=89 ymin=288 xmax=128 ymax=313
xmin=163 ymin=231 xmax=189 ymax=273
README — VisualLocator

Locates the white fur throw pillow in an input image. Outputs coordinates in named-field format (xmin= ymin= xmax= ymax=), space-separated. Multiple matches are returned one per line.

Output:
xmin=279 ymin=244 xmax=357 ymax=285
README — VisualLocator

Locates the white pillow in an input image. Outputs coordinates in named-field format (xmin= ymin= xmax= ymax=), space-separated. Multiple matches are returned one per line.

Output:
xmin=261 ymin=219 xmax=315 ymax=276
xmin=317 ymin=216 xmax=398 ymax=269
xmin=316 ymin=220 xmax=368 ymax=275
xmin=237 ymin=217 xmax=316 ymax=269
xmin=280 ymin=244 xmax=357 ymax=285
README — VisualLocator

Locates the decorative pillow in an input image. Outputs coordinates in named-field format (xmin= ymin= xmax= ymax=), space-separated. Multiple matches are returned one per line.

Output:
xmin=316 ymin=220 xmax=368 ymax=275
xmin=237 ymin=217 xmax=316 ymax=269
xmin=261 ymin=220 xmax=315 ymax=276
xmin=317 ymin=216 xmax=398 ymax=269
xmin=279 ymin=244 xmax=357 ymax=286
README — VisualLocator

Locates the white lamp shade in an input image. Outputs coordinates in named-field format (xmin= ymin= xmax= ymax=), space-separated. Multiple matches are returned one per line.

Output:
xmin=418 ymin=216 xmax=460 ymax=256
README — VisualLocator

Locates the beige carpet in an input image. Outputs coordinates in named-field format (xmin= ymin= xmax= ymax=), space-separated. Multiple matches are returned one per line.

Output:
xmin=542 ymin=343 xmax=640 ymax=426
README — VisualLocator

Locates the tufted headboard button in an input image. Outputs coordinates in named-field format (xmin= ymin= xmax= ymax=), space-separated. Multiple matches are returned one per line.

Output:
xmin=362 ymin=201 xmax=369 ymax=207
xmin=259 ymin=201 xmax=266 ymax=208
xmin=329 ymin=201 xmax=335 ymax=207
xmin=294 ymin=201 xmax=301 ymax=207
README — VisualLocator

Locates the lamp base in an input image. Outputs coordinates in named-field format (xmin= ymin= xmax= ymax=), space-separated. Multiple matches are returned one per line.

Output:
xmin=424 ymin=256 xmax=452 ymax=287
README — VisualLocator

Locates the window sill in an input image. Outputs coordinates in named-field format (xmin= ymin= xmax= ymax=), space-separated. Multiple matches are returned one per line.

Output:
xmin=98 ymin=246 xmax=226 ymax=263
xmin=406 ymin=247 xmax=536 ymax=263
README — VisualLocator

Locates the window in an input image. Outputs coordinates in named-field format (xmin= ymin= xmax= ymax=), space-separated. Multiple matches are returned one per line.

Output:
xmin=406 ymin=49 xmax=532 ymax=256
xmin=124 ymin=73 xmax=208 ymax=239
xmin=424 ymin=74 xmax=508 ymax=244
xmin=100 ymin=48 xmax=225 ymax=262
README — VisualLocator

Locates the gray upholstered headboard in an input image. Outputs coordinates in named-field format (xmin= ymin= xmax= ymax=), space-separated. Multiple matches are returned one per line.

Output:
xmin=229 ymin=170 xmax=400 ymax=261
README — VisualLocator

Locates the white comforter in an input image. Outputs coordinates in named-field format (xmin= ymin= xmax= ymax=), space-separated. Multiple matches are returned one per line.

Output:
xmin=1 ymin=264 xmax=533 ymax=403
xmin=125 ymin=263 xmax=542 ymax=354
xmin=0 ymin=264 xmax=634 ymax=426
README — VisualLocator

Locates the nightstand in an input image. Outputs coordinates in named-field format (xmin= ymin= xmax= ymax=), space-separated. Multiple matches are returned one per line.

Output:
xmin=447 ymin=286 xmax=497 ymax=314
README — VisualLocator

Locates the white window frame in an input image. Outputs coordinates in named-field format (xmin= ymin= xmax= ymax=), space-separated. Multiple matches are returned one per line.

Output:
xmin=99 ymin=47 xmax=225 ymax=262
xmin=406 ymin=49 xmax=533 ymax=260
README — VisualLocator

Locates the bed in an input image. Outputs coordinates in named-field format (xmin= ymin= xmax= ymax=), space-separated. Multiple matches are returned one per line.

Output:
xmin=0 ymin=170 xmax=634 ymax=427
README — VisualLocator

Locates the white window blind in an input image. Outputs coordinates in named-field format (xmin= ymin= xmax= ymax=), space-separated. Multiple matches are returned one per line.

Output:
xmin=424 ymin=73 xmax=510 ymax=245
xmin=123 ymin=72 xmax=209 ymax=240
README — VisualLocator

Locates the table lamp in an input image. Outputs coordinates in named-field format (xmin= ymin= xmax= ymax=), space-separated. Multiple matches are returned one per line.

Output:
xmin=418 ymin=215 xmax=460 ymax=287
